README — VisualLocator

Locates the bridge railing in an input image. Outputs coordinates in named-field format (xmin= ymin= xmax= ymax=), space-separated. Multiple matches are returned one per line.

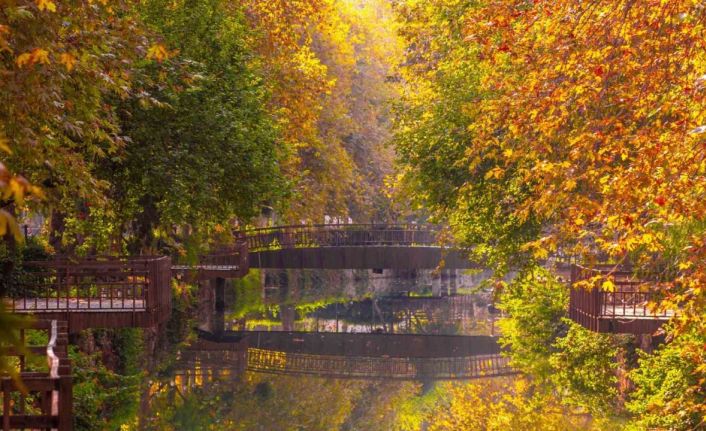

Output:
xmin=1 ymin=320 xmax=72 ymax=430
xmin=568 ymin=264 xmax=673 ymax=333
xmin=246 ymin=348 xmax=513 ymax=380
xmin=7 ymin=256 xmax=172 ymax=318
xmin=246 ymin=224 xmax=442 ymax=252
xmin=172 ymin=234 xmax=249 ymax=279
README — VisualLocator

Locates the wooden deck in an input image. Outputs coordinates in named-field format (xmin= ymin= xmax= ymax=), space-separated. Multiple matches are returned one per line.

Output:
xmin=568 ymin=264 xmax=674 ymax=334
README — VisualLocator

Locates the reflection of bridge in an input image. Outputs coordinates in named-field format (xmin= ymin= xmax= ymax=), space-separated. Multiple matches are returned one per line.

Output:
xmin=176 ymin=331 xmax=514 ymax=381
xmin=246 ymin=224 xmax=475 ymax=270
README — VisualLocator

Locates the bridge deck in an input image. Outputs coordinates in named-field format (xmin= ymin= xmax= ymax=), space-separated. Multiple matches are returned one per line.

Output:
xmin=249 ymin=246 xmax=476 ymax=269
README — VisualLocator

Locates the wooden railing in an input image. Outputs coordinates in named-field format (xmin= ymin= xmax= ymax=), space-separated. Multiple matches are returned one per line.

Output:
xmin=246 ymin=348 xmax=513 ymax=380
xmin=245 ymin=224 xmax=442 ymax=252
xmin=1 ymin=320 xmax=72 ymax=430
xmin=568 ymin=264 xmax=673 ymax=333
xmin=8 ymin=256 xmax=170 ymax=315
xmin=7 ymin=256 xmax=172 ymax=332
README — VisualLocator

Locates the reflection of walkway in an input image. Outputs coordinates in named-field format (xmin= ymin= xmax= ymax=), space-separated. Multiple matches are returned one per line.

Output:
xmin=10 ymin=298 xmax=145 ymax=311
xmin=240 ymin=331 xmax=502 ymax=357
xmin=175 ymin=331 xmax=515 ymax=381
xmin=247 ymin=349 xmax=512 ymax=380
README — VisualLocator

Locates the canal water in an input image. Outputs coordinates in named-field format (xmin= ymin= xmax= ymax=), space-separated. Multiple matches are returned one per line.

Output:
xmin=139 ymin=268 xmax=504 ymax=429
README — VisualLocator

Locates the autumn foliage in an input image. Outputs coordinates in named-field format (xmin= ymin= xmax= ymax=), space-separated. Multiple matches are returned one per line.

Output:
xmin=395 ymin=0 xmax=705 ymax=426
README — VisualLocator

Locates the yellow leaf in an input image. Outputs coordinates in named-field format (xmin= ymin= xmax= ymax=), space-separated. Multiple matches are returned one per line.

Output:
xmin=59 ymin=53 xmax=76 ymax=71
xmin=0 ymin=136 xmax=10 ymax=154
xmin=36 ymin=0 xmax=56 ymax=12
xmin=601 ymin=279 xmax=615 ymax=292
xmin=15 ymin=52 xmax=31 ymax=67
xmin=147 ymin=43 xmax=169 ymax=63
xmin=484 ymin=167 xmax=504 ymax=180
xmin=16 ymin=48 xmax=50 ymax=67
xmin=564 ymin=179 xmax=577 ymax=191
xmin=574 ymin=217 xmax=585 ymax=226
xmin=0 ymin=210 xmax=22 ymax=242
xmin=678 ymin=261 xmax=692 ymax=270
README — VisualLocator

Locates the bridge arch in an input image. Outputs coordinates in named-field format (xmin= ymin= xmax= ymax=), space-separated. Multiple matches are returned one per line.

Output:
xmin=179 ymin=331 xmax=515 ymax=381
xmin=246 ymin=224 xmax=476 ymax=270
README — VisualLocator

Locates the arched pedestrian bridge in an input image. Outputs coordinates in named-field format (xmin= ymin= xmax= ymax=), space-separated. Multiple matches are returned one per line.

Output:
xmin=178 ymin=331 xmax=514 ymax=381
xmin=246 ymin=224 xmax=476 ymax=270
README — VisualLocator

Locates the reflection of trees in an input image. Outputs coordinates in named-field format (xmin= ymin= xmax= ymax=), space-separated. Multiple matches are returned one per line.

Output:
xmin=144 ymin=371 xmax=421 ymax=430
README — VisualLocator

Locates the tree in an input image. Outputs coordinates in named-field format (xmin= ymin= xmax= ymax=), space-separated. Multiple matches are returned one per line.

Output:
xmin=424 ymin=378 xmax=616 ymax=431
xmin=497 ymin=267 xmax=620 ymax=417
xmin=394 ymin=0 xmax=706 ymax=422
xmin=242 ymin=0 xmax=402 ymax=222
xmin=100 ymin=0 xmax=286 ymax=253
xmin=0 ymin=0 xmax=152 ymax=219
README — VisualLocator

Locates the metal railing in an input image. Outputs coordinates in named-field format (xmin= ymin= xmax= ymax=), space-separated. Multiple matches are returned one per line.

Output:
xmin=245 ymin=224 xmax=442 ymax=252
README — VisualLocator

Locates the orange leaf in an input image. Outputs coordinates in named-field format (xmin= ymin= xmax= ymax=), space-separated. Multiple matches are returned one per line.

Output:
xmin=59 ymin=53 xmax=76 ymax=71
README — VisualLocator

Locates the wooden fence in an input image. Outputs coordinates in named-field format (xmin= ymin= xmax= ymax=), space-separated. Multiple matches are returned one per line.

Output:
xmin=1 ymin=320 xmax=72 ymax=430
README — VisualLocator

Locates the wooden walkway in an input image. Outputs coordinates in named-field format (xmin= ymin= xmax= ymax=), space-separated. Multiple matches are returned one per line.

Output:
xmin=245 ymin=224 xmax=477 ymax=269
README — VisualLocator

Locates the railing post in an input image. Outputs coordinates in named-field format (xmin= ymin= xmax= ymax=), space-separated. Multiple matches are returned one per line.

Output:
xmin=238 ymin=231 xmax=249 ymax=277
xmin=58 ymin=375 xmax=73 ymax=431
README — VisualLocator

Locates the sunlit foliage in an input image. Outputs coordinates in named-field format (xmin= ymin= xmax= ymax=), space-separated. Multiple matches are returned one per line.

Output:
xmin=394 ymin=0 xmax=706 ymax=424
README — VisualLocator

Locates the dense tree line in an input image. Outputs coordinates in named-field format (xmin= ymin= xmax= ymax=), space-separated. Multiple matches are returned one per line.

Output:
xmin=393 ymin=0 xmax=705 ymax=429
xmin=0 ymin=0 xmax=401 ymax=256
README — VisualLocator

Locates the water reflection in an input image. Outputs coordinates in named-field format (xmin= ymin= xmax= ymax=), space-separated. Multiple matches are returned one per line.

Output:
xmin=222 ymin=269 xmax=499 ymax=336
xmin=142 ymin=269 xmax=507 ymax=429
